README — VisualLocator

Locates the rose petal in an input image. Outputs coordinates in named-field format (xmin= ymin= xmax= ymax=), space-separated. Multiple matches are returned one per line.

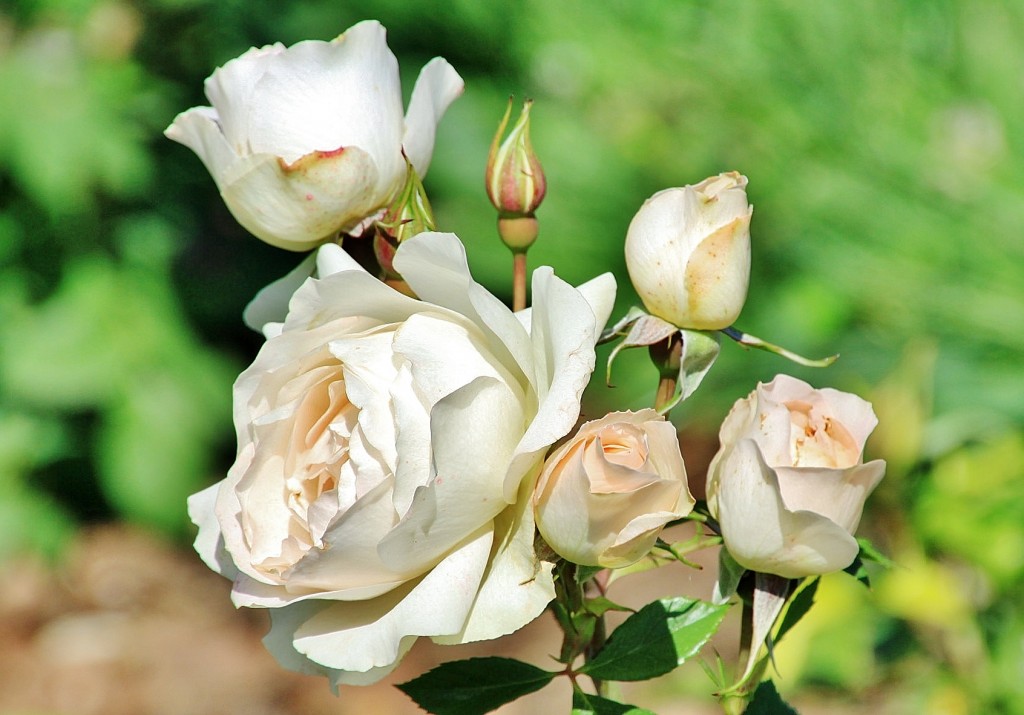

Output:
xmin=202 ymin=43 xmax=286 ymax=152
xmin=394 ymin=232 xmax=533 ymax=385
xmin=187 ymin=483 xmax=239 ymax=580
xmin=290 ymin=524 xmax=493 ymax=672
xmin=244 ymin=21 xmax=403 ymax=174
xmin=715 ymin=439 xmax=860 ymax=578
xmin=163 ymin=107 xmax=241 ymax=190
xmin=774 ymin=460 xmax=886 ymax=534
xmin=504 ymin=266 xmax=599 ymax=501
xmin=434 ymin=475 xmax=555 ymax=644
xmin=403 ymin=57 xmax=464 ymax=177
xmin=377 ymin=375 xmax=524 ymax=572
xmin=242 ymin=251 xmax=317 ymax=335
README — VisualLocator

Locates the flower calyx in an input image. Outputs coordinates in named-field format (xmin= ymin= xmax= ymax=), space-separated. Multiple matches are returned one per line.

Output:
xmin=373 ymin=160 xmax=436 ymax=280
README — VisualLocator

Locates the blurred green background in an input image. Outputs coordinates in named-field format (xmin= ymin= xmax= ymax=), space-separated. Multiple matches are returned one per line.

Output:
xmin=1 ymin=1 xmax=1023 ymax=713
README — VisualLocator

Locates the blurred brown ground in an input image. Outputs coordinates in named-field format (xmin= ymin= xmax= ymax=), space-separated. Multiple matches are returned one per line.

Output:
xmin=0 ymin=523 xmax=731 ymax=715
xmin=0 ymin=437 xmax=743 ymax=715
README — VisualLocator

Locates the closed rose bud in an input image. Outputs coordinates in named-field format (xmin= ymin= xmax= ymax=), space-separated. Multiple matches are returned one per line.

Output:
xmin=486 ymin=99 xmax=546 ymax=252
xmin=625 ymin=172 xmax=752 ymax=330
xmin=706 ymin=375 xmax=886 ymax=578
xmin=534 ymin=410 xmax=695 ymax=569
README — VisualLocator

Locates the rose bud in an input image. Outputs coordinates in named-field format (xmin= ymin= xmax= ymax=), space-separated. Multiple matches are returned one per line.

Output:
xmin=625 ymin=172 xmax=752 ymax=330
xmin=486 ymin=98 xmax=546 ymax=251
xmin=706 ymin=375 xmax=886 ymax=578
xmin=534 ymin=409 xmax=694 ymax=569
xmin=165 ymin=20 xmax=463 ymax=251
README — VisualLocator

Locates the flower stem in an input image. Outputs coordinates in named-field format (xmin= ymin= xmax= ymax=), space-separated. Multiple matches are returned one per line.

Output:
xmin=512 ymin=250 xmax=528 ymax=312
xmin=650 ymin=333 xmax=683 ymax=415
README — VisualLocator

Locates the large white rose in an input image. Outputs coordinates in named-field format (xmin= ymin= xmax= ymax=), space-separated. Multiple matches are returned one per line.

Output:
xmin=188 ymin=232 xmax=615 ymax=688
xmin=706 ymin=375 xmax=886 ymax=579
xmin=624 ymin=172 xmax=751 ymax=330
xmin=165 ymin=20 xmax=463 ymax=251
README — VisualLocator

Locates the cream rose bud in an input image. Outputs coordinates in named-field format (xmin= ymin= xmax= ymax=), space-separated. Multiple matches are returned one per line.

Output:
xmin=625 ymin=172 xmax=752 ymax=330
xmin=534 ymin=410 xmax=695 ymax=569
xmin=706 ymin=375 xmax=886 ymax=579
xmin=188 ymin=231 xmax=616 ymax=688
xmin=165 ymin=20 xmax=463 ymax=251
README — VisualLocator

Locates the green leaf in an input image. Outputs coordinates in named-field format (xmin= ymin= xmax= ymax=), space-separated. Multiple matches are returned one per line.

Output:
xmin=844 ymin=538 xmax=895 ymax=588
xmin=585 ymin=596 xmax=634 ymax=618
xmin=572 ymin=689 xmax=657 ymax=715
xmin=774 ymin=577 xmax=819 ymax=645
xmin=579 ymin=597 xmax=729 ymax=681
xmin=397 ymin=657 xmax=555 ymax=715
xmin=575 ymin=565 xmax=605 ymax=584
xmin=744 ymin=680 xmax=799 ymax=715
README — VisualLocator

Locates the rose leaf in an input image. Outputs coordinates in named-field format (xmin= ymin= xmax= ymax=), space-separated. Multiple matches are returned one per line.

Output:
xmin=578 ymin=597 xmax=729 ymax=682
xmin=744 ymin=679 xmax=799 ymax=715
xmin=571 ymin=689 xmax=657 ymax=715
xmin=397 ymin=657 xmax=556 ymax=715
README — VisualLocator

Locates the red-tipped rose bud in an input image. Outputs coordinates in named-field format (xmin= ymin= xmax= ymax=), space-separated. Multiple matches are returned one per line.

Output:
xmin=486 ymin=98 xmax=546 ymax=251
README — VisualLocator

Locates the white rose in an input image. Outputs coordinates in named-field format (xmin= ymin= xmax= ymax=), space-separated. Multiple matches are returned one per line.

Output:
xmin=706 ymin=375 xmax=886 ymax=578
xmin=534 ymin=410 xmax=694 ymax=568
xmin=165 ymin=20 xmax=463 ymax=251
xmin=624 ymin=172 xmax=752 ymax=330
xmin=188 ymin=232 xmax=616 ymax=687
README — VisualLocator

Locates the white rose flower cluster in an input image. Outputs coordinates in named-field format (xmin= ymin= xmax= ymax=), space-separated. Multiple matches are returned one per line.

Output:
xmin=172 ymin=17 xmax=885 ymax=703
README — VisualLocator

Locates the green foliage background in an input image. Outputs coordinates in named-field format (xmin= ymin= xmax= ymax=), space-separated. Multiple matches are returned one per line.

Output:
xmin=1 ymin=1 xmax=1022 ymax=712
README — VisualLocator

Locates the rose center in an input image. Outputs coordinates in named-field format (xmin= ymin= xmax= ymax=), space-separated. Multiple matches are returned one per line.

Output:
xmin=784 ymin=399 xmax=859 ymax=468
xmin=597 ymin=424 xmax=649 ymax=470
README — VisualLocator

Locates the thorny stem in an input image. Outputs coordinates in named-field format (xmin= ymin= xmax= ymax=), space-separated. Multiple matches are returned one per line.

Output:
xmin=512 ymin=250 xmax=528 ymax=312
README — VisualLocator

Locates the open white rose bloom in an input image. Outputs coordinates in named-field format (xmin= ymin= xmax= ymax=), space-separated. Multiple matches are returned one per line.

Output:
xmin=165 ymin=20 xmax=463 ymax=250
xmin=188 ymin=232 xmax=615 ymax=687
xmin=706 ymin=375 xmax=886 ymax=579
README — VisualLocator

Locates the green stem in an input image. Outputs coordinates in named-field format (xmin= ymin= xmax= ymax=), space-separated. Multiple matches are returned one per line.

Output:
xmin=512 ymin=250 xmax=528 ymax=312
xmin=583 ymin=578 xmax=609 ymax=697
xmin=650 ymin=333 xmax=683 ymax=416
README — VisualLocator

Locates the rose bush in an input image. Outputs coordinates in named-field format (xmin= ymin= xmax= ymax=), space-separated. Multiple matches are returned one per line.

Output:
xmin=706 ymin=375 xmax=886 ymax=578
xmin=188 ymin=231 xmax=615 ymax=687
xmin=534 ymin=409 xmax=694 ymax=568
xmin=165 ymin=20 xmax=463 ymax=250
xmin=624 ymin=172 xmax=752 ymax=330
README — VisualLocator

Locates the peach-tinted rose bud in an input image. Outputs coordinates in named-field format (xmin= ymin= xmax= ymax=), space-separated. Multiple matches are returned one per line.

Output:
xmin=706 ymin=375 xmax=886 ymax=578
xmin=534 ymin=410 xmax=694 ymax=568
xmin=486 ymin=99 xmax=546 ymax=250
xmin=625 ymin=172 xmax=752 ymax=330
